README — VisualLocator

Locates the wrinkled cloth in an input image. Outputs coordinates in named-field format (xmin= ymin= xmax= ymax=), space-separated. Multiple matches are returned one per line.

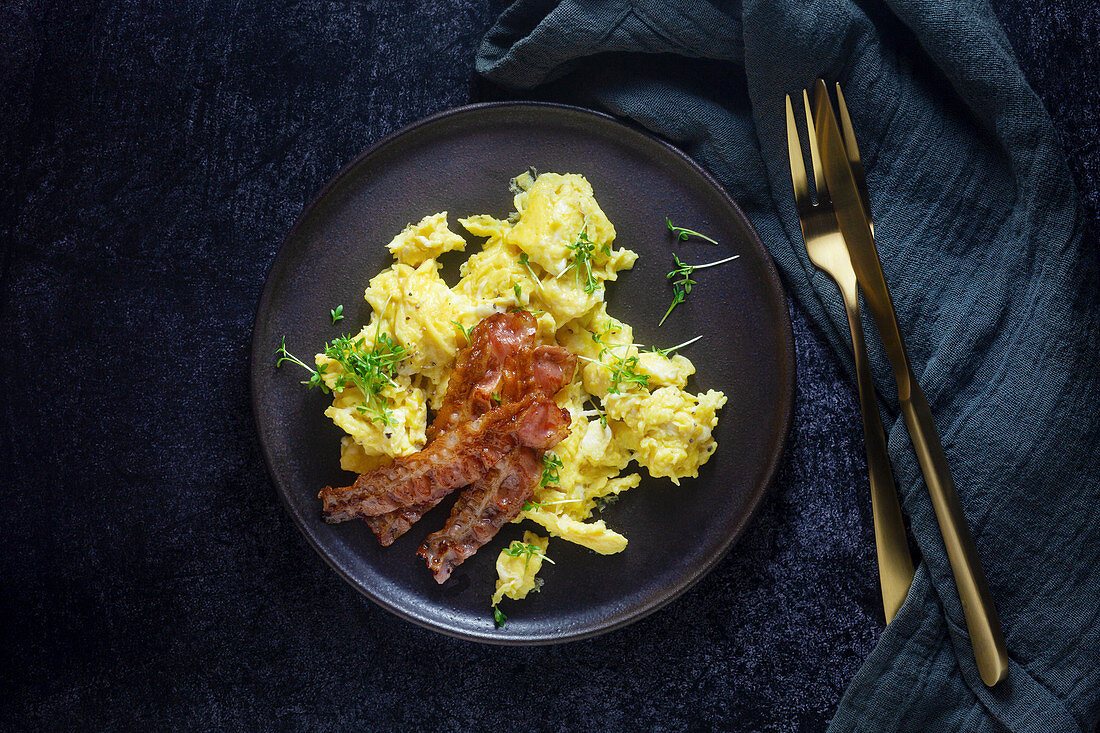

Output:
xmin=475 ymin=1 xmax=1100 ymax=730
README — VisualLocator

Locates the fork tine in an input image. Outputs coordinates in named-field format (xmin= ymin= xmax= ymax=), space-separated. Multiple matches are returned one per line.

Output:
xmin=785 ymin=94 xmax=810 ymax=210
xmin=802 ymin=88 xmax=827 ymax=203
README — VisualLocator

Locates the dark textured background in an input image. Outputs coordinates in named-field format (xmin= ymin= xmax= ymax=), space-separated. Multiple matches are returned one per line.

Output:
xmin=1 ymin=1 xmax=1096 ymax=730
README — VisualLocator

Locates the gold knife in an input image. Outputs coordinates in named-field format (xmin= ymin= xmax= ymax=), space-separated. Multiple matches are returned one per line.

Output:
xmin=813 ymin=79 xmax=1009 ymax=687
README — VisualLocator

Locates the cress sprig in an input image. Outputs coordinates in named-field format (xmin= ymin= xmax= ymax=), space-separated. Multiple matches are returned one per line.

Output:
xmin=647 ymin=334 xmax=704 ymax=359
xmin=582 ymin=395 xmax=608 ymax=428
xmin=522 ymin=497 xmax=578 ymax=512
xmin=503 ymin=541 xmax=555 ymax=572
xmin=451 ymin=320 xmax=473 ymax=344
xmin=666 ymin=217 xmax=719 ymax=245
xmin=659 ymin=253 xmax=739 ymax=326
xmin=577 ymin=350 xmax=650 ymax=395
xmin=590 ymin=319 xmax=637 ymax=352
xmin=276 ymin=318 xmax=408 ymax=426
xmin=559 ymin=225 xmax=611 ymax=295
xmin=540 ymin=452 xmax=563 ymax=487
xmin=580 ymin=321 xmax=648 ymax=395
xmin=518 ymin=252 xmax=541 ymax=289
xmin=276 ymin=337 xmax=328 ymax=391
xmin=608 ymin=353 xmax=650 ymax=393
xmin=519 ymin=454 xmax=564 ymax=514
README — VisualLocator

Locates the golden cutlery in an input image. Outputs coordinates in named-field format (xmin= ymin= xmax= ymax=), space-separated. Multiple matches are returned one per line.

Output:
xmin=834 ymin=84 xmax=873 ymax=239
xmin=785 ymin=90 xmax=915 ymax=624
xmin=813 ymin=79 xmax=1009 ymax=687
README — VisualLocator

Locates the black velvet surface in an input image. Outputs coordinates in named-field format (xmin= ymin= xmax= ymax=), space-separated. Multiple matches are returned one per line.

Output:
xmin=1 ymin=1 xmax=1096 ymax=730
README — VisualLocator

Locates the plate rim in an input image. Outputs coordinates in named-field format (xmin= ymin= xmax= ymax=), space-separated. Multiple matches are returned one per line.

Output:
xmin=250 ymin=100 xmax=795 ymax=645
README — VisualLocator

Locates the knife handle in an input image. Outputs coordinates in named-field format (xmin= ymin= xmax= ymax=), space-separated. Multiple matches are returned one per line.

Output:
xmin=900 ymin=380 xmax=1009 ymax=686
xmin=841 ymin=285 xmax=915 ymax=623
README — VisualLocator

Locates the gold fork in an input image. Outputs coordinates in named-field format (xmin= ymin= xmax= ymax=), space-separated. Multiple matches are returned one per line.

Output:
xmin=785 ymin=89 xmax=915 ymax=623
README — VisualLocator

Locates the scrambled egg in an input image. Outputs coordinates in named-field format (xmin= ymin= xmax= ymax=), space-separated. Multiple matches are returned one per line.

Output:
xmin=492 ymin=531 xmax=550 ymax=606
xmin=315 ymin=171 xmax=727 ymax=611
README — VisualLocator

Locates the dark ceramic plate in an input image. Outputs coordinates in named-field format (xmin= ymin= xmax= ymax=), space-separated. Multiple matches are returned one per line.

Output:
xmin=251 ymin=102 xmax=794 ymax=644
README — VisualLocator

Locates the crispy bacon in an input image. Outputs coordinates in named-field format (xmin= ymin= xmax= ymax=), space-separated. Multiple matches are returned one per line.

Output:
xmin=406 ymin=345 xmax=575 ymax=573
xmin=358 ymin=319 xmax=575 ymax=546
xmin=320 ymin=395 xmax=570 ymax=522
xmin=417 ymin=447 xmax=539 ymax=583
xmin=426 ymin=312 xmax=538 ymax=443
xmin=362 ymin=500 xmax=443 ymax=547
xmin=526 ymin=345 xmax=576 ymax=400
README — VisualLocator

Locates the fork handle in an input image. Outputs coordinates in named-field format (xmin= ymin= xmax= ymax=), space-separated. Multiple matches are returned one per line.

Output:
xmin=899 ymin=382 xmax=1009 ymax=685
xmin=841 ymin=284 xmax=915 ymax=623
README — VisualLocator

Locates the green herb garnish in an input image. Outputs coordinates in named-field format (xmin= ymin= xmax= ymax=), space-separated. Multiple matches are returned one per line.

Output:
xmin=608 ymin=353 xmax=649 ymax=394
xmin=518 ymin=252 xmax=540 ymax=285
xmin=590 ymin=319 xmax=627 ymax=353
xmin=540 ymin=453 xmax=563 ymax=487
xmin=504 ymin=541 xmax=555 ymax=571
xmin=452 ymin=320 xmax=473 ymax=344
xmin=576 ymin=352 xmax=650 ymax=395
xmin=330 ymin=305 xmax=344 ymax=324
xmin=659 ymin=253 xmax=739 ymax=326
xmin=559 ymin=226 xmax=611 ymax=295
xmin=589 ymin=321 xmax=646 ymax=386
xmin=513 ymin=283 xmax=522 ymax=301
xmin=660 ymin=255 xmax=695 ymax=326
xmin=276 ymin=337 xmax=329 ymax=391
xmin=523 ymin=498 xmax=578 ymax=512
xmin=647 ymin=334 xmax=704 ymax=359
xmin=277 ymin=317 xmax=408 ymax=426
xmin=666 ymin=217 xmax=719 ymax=245
xmin=324 ymin=330 xmax=407 ymax=425
xmin=585 ymin=396 xmax=608 ymax=427
xmin=493 ymin=606 xmax=507 ymax=626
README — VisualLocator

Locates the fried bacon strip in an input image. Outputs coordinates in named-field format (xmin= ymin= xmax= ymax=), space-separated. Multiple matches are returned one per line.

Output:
xmin=407 ymin=346 xmax=577 ymax=575
xmin=362 ymin=500 xmax=444 ymax=547
xmin=362 ymin=313 xmax=535 ymax=545
xmin=525 ymin=345 xmax=577 ymax=401
xmin=320 ymin=395 xmax=570 ymax=522
xmin=417 ymin=447 xmax=539 ymax=583
xmin=426 ymin=312 xmax=538 ymax=443
xmin=360 ymin=317 xmax=576 ymax=546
